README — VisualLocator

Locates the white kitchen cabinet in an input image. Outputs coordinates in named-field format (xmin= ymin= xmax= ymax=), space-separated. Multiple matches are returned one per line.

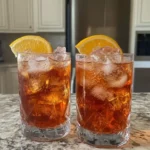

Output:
xmin=136 ymin=0 xmax=150 ymax=26
xmin=129 ymin=0 xmax=150 ymax=54
xmin=8 ymin=0 xmax=34 ymax=32
xmin=0 ymin=0 xmax=65 ymax=33
xmin=36 ymin=0 xmax=65 ymax=32
xmin=0 ymin=0 xmax=8 ymax=30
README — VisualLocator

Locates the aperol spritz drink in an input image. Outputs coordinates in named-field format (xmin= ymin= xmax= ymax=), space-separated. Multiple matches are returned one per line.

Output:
xmin=76 ymin=48 xmax=133 ymax=147
xmin=18 ymin=51 xmax=71 ymax=141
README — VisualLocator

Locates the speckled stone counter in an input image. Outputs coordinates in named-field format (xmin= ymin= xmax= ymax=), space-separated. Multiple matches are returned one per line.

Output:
xmin=0 ymin=93 xmax=150 ymax=150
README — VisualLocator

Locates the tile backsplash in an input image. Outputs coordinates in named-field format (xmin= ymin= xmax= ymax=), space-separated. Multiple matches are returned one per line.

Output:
xmin=0 ymin=33 xmax=65 ymax=63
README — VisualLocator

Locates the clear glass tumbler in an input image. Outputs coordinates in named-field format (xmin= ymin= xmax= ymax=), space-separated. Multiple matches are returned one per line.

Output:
xmin=17 ymin=52 xmax=71 ymax=141
xmin=76 ymin=53 xmax=133 ymax=147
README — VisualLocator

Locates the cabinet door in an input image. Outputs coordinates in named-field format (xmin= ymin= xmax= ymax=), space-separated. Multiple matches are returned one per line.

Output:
xmin=8 ymin=0 xmax=34 ymax=31
xmin=5 ymin=67 xmax=19 ymax=94
xmin=0 ymin=0 xmax=8 ymax=30
xmin=37 ymin=0 xmax=65 ymax=32
xmin=136 ymin=0 xmax=150 ymax=26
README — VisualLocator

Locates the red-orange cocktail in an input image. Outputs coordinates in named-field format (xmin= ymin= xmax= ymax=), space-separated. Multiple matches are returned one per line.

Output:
xmin=76 ymin=52 xmax=133 ymax=147
xmin=18 ymin=52 xmax=71 ymax=141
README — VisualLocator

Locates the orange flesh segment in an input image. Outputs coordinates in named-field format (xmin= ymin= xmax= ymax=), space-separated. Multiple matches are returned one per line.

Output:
xmin=9 ymin=35 xmax=53 ymax=56
xmin=75 ymin=35 xmax=122 ymax=55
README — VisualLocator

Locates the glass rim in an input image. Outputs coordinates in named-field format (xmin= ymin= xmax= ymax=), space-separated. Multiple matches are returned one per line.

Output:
xmin=76 ymin=53 xmax=134 ymax=57
xmin=17 ymin=52 xmax=71 ymax=62
xmin=17 ymin=52 xmax=71 ymax=56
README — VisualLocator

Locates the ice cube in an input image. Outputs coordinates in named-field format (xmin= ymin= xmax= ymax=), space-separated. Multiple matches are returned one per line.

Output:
xmin=18 ymin=59 xmax=28 ymax=70
xmin=28 ymin=56 xmax=51 ymax=72
xmin=77 ymin=72 xmax=93 ymax=88
xmin=101 ymin=63 xmax=117 ymax=75
xmin=90 ymin=55 xmax=99 ymax=62
xmin=30 ymin=79 xmax=42 ymax=92
xmin=25 ymin=79 xmax=43 ymax=95
xmin=91 ymin=86 xmax=113 ymax=101
xmin=35 ymin=56 xmax=47 ymax=61
xmin=41 ymin=93 xmax=62 ymax=105
xmin=90 ymin=46 xmax=122 ymax=64
xmin=54 ymin=53 xmax=67 ymax=61
xmin=108 ymin=53 xmax=122 ymax=63
xmin=21 ymin=71 xmax=29 ymax=79
xmin=91 ymin=47 xmax=103 ymax=55
xmin=18 ymin=61 xmax=29 ymax=78
xmin=77 ymin=59 xmax=94 ymax=71
xmin=77 ymin=62 xmax=97 ymax=88
xmin=101 ymin=46 xmax=120 ymax=54
xmin=51 ymin=47 xmax=68 ymax=61
xmin=54 ymin=46 xmax=66 ymax=53
xmin=91 ymin=52 xmax=109 ymax=64
xmin=101 ymin=47 xmax=122 ymax=63
xmin=17 ymin=52 xmax=29 ymax=62
xmin=91 ymin=46 xmax=115 ymax=56
xmin=108 ymin=73 xmax=128 ymax=88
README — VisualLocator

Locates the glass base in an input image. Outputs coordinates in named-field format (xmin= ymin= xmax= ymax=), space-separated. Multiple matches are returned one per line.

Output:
xmin=77 ymin=123 xmax=130 ymax=147
xmin=22 ymin=120 xmax=70 ymax=141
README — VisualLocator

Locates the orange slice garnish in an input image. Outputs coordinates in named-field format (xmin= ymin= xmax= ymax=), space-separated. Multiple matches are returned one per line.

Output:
xmin=75 ymin=35 xmax=122 ymax=55
xmin=9 ymin=35 xmax=53 ymax=56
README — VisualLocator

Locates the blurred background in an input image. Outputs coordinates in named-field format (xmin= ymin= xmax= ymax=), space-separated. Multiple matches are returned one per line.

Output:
xmin=0 ymin=0 xmax=150 ymax=93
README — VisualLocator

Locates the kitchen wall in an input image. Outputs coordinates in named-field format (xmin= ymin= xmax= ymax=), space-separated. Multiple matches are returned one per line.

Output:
xmin=72 ymin=0 xmax=131 ymax=54
xmin=117 ymin=0 xmax=130 ymax=53
xmin=106 ymin=0 xmax=130 ymax=53
xmin=0 ymin=33 xmax=65 ymax=63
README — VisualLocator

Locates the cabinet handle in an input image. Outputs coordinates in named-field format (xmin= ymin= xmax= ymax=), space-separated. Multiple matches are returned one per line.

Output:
xmin=30 ymin=26 xmax=32 ymax=28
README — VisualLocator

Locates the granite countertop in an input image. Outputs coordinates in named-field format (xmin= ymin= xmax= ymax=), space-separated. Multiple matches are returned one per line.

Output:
xmin=0 ymin=93 xmax=150 ymax=150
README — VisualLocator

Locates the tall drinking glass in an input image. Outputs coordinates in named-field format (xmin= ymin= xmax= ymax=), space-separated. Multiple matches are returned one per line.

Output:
xmin=76 ymin=53 xmax=133 ymax=147
xmin=18 ymin=52 xmax=71 ymax=141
